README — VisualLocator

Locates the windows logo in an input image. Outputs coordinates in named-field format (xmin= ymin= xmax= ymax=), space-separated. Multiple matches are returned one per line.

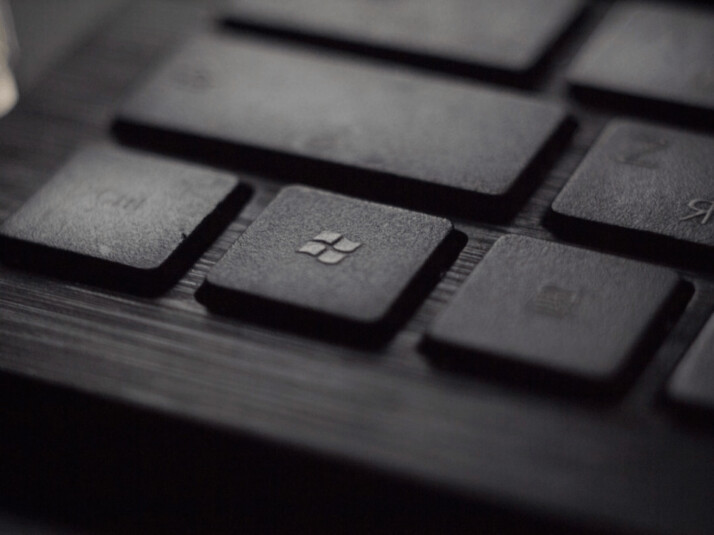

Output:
xmin=297 ymin=231 xmax=362 ymax=265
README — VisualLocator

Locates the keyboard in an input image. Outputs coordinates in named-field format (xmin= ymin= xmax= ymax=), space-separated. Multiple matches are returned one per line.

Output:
xmin=0 ymin=0 xmax=713 ymax=533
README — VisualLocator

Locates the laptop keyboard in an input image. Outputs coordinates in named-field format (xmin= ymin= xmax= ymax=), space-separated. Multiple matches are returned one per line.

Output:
xmin=1 ymin=0 xmax=714 ymax=533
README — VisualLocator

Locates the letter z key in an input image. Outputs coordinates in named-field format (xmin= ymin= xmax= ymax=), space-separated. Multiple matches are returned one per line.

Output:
xmin=550 ymin=120 xmax=714 ymax=265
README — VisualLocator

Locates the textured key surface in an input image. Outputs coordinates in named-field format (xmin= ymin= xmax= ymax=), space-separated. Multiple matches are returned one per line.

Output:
xmin=424 ymin=235 xmax=684 ymax=385
xmin=226 ymin=0 xmax=584 ymax=77
xmin=568 ymin=3 xmax=714 ymax=117
xmin=669 ymin=314 xmax=714 ymax=414
xmin=551 ymin=121 xmax=714 ymax=257
xmin=200 ymin=186 xmax=456 ymax=339
xmin=116 ymin=34 xmax=569 ymax=205
xmin=0 ymin=144 xmax=242 ymax=292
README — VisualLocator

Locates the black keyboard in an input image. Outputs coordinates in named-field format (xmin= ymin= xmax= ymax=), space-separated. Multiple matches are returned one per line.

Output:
xmin=1 ymin=1 xmax=714 ymax=533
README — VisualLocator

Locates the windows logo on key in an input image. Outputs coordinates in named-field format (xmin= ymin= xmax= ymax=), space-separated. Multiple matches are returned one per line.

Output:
xmin=297 ymin=230 xmax=362 ymax=265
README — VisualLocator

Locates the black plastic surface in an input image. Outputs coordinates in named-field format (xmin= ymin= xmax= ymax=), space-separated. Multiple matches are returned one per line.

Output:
xmin=0 ymin=144 xmax=244 ymax=294
xmin=116 ymin=33 xmax=570 ymax=209
xmin=2 ymin=1 xmax=714 ymax=534
xmin=669 ymin=313 xmax=714 ymax=414
xmin=550 ymin=121 xmax=714 ymax=266
xmin=424 ymin=235 xmax=686 ymax=389
xmin=568 ymin=3 xmax=714 ymax=122
xmin=200 ymin=186 xmax=459 ymax=344
xmin=226 ymin=0 xmax=585 ymax=79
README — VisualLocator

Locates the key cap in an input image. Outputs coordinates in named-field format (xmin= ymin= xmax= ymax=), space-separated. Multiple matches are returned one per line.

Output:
xmin=116 ymin=34 xmax=571 ymax=214
xmin=198 ymin=186 xmax=461 ymax=344
xmin=423 ymin=235 xmax=686 ymax=389
xmin=550 ymin=121 xmax=714 ymax=265
xmin=226 ymin=0 xmax=585 ymax=80
xmin=567 ymin=3 xmax=714 ymax=122
xmin=669 ymin=314 xmax=714 ymax=415
xmin=0 ymin=144 xmax=245 ymax=294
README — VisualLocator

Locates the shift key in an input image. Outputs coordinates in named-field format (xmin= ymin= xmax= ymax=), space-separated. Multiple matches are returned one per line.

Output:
xmin=116 ymin=33 xmax=570 ymax=208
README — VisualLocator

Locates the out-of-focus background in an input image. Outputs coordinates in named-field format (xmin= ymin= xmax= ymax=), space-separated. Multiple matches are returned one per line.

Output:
xmin=9 ymin=0 xmax=125 ymax=90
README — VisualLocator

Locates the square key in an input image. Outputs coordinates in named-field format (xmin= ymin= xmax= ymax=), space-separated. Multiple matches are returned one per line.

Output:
xmin=567 ymin=3 xmax=714 ymax=119
xmin=0 ymin=144 xmax=243 ymax=294
xmin=199 ymin=186 xmax=458 ymax=342
xmin=424 ymin=235 xmax=685 ymax=386
xmin=551 ymin=120 xmax=714 ymax=258
xmin=668 ymin=314 xmax=714 ymax=415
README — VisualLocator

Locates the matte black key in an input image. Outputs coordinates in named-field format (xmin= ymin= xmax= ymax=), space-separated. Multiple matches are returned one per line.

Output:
xmin=550 ymin=121 xmax=714 ymax=263
xmin=568 ymin=3 xmax=714 ymax=121
xmin=199 ymin=186 xmax=459 ymax=344
xmin=226 ymin=0 xmax=584 ymax=79
xmin=0 ymin=144 xmax=243 ymax=294
xmin=116 ymin=34 xmax=570 ymax=210
xmin=424 ymin=235 xmax=685 ymax=388
xmin=669 ymin=315 xmax=714 ymax=414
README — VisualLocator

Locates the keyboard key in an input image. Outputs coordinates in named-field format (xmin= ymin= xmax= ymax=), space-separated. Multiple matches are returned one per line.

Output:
xmin=669 ymin=315 xmax=714 ymax=414
xmin=198 ymin=186 xmax=460 ymax=344
xmin=0 ymin=144 xmax=244 ymax=294
xmin=226 ymin=0 xmax=585 ymax=79
xmin=550 ymin=121 xmax=714 ymax=262
xmin=568 ymin=3 xmax=714 ymax=120
xmin=424 ymin=235 xmax=686 ymax=388
xmin=116 ymin=34 xmax=570 ymax=212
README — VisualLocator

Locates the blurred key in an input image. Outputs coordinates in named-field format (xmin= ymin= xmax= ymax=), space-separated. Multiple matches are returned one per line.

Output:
xmin=226 ymin=0 xmax=585 ymax=80
xmin=550 ymin=121 xmax=714 ymax=264
xmin=0 ymin=144 xmax=245 ymax=294
xmin=669 ymin=314 xmax=714 ymax=415
xmin=0 ymin=0 xmax=18 ymax=117
xmin=116 ymin=34 xmax=570 ymax=213
xmin=424 ymin=235 xmax=686 ymax=389
xmin=568 ymin=3 xmax=714 ymax=122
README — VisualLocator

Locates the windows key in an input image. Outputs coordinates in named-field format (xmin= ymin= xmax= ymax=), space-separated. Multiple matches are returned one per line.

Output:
xmin=198 ymin=186 xmax=462 ymax=344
